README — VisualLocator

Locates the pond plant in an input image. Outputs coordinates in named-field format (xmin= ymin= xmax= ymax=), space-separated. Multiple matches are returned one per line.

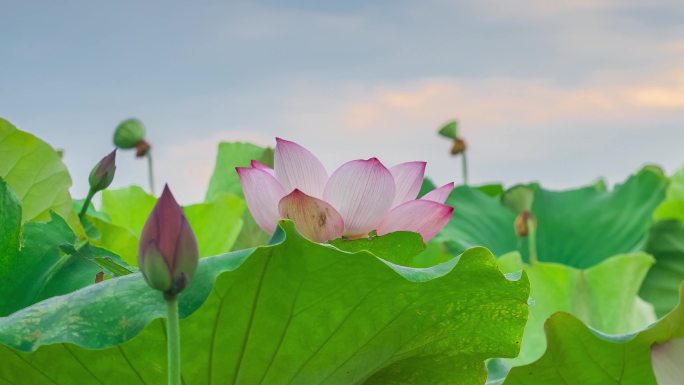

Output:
xmin=0 ymin=117 xmax=682 ymax=385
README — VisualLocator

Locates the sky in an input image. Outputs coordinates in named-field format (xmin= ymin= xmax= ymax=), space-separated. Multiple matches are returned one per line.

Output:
xmin=2 ymin=0 xmax=683 ymax=204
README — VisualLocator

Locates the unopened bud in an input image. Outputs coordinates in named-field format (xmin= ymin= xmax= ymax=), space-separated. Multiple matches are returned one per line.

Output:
xmin=114 ymin=119 xmax=146 ymax=149
xmin=88 ymin=150 xmax=117 ymax=192
xmin=514 ymin=211 xmax=536 ymax=238
xmin=450 ymin=138 xmax=467 ymax=155
xmin=138 ymin=185 xmax=198 ymax=298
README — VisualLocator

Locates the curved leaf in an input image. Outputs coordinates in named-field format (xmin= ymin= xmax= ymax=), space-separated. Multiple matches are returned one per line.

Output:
xmin=641 ymin=167 xmax=684 ymax=317
xmin=499 ymin=253 xmax=655 ymax=367
xmin=640 ymin=220 xmax=684 ymax=317
xmin=502 ymin=282 xmax=684 ymax=385
xmin=0 ymin=221 xmax=529 ymax=385
xmin=441 ymin=167 xmax=667 ymax=268
xmin=0 ymin=118 xmax=73 ymax=223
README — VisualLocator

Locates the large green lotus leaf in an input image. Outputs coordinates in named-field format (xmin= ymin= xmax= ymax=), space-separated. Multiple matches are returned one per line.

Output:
xmin=441 ymin=167 xmax=667 ymax=268
xmin=502 ymin=282 xmax=684 ymax=385
xmin=498 ymin=252 xmax=655 ymax=367
xmin=640 ymin=220 xmax=684 ymax=317
xmin=0 ymin=221 xmax=529 ymax=385
xmin=0 ymin=118 xmax=73 ymax=223
xmin=0 ymin=178 xmax=122 ymax=316
xmin=205 ymin=141 xmax=274 ymax=201
xmin=532 ymin=166 xmax=666 ymax=268
xmin=96 ymin=186 xmax=245 ymax=262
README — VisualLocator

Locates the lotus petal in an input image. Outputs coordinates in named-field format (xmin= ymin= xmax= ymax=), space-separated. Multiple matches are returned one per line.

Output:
xmin=421 ymin=182 xmax=455 ymax=204
xmin=279 ymin=189 xmax=344 ymax=242
xmin=251 ymin=160 xmax=274 ymax=176
xmin=236 ymin=167 xmax=286 ymax=234
xmin=377 ymin=200 xmax=453 ymax=242
xmin=651 ymin=338 xmax=684 ymax=385
xmin=324 ymin=158 xmax=395 ymax=238
xmin=390 ymin=161 xmax=426 ymax=207
xmin=274 ymin=138 xmax=328 ymax=197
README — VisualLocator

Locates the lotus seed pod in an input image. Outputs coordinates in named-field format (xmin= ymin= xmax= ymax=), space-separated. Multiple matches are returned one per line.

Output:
xmin=514 ymin=211 xmax=537 ymax=238
xmin=450 ymin=138 xmax=467 ymax=155
xmin=114 ymin=119 xmax=146 ymax=149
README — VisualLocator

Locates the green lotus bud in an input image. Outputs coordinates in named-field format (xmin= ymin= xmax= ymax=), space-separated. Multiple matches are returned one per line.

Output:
xmin=114 ymin=119 xmax=146 ymax=149
xmin=502 ymin=185 xmax=534 ymax=214
xmin=438 ymin=120 xmax=459 ymax=140
xmin=88 ymin=150 xmax=117 ymax=192
xmin=138 ymin=185 xmax=198 ymax=298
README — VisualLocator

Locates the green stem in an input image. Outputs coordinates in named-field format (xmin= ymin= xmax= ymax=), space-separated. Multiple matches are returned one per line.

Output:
xmin=165 ymin=296 xmax=181 ymax=385
xmin=78 ymin=189 xmax=96 ymax=220
xmin=147 ymin=152 xmax=156 ymax=195
xmin=527 ymin=219 xmax=538 ymax=265
xmin=461 ymin=152 xmax=469 ymax=185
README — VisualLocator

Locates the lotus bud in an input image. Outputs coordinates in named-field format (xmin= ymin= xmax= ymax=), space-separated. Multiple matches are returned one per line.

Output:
xmin=88 ymin=150 xmax=117 ymax=192
xmin=138 ymin=185 xmax=198 ymax=298
xmin=114 ymin=118 xmax=151 ymax=157
xmin=514 ymin=211 xmax=537 ymax=238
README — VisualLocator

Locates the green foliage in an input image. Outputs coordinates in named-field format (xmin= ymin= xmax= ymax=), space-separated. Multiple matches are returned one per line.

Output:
xmin=641 ymin=167 xmax=684 ymax=317
xmin=654 ymin=167 xmax=684 ymax=222
xmin=205 ymin=141 xmax=274 ymax=201
xmin=502 ymin=282 xmax=684 ymax=385
xmin=91 ymin=186 xmax=246 ymax=263
xmin=440 ymin=167 xmax=667 ymax=267
xmin=0 ymin=178 xmax=125 ymax=316
xmin=498 ymin=253 xmax=655 ymax=367
xmin=0 ymin=222 xmax=529 ymax=385
xmin=0 ymin=118 xmax=74 ymax=224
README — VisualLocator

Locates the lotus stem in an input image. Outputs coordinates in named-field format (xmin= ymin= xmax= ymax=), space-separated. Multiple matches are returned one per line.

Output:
xmin=78 ymin=189 xmax=96 ymax=220
xmin=527 ymin=218 xmax=538 ymax=265
xmin=461 ymin=152 xmax=469 ymax=185
xmin=165 ymin=296 xmax=181 ymax=385
xmin=147 ymin=152 xmax=156 ymax=196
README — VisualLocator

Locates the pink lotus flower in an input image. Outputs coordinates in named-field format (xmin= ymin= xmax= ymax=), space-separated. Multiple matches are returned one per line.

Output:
xmin=237 ymin=138 xmax=454 ymax=243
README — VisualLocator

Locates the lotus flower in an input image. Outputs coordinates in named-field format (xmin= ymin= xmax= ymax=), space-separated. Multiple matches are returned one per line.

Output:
xmin=237 ymin=138 xmax=454 ymax=243
xmin=138 ymin=185 xmax=198 ymax=297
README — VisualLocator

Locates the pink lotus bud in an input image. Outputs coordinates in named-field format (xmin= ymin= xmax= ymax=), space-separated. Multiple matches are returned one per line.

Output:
xmin=138 ymin=185 xmax=198 ymax=297
xmin=88 ymin=150 xmax=117 ymax=192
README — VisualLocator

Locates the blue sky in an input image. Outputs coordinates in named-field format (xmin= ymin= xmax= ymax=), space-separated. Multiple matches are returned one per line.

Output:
xmin=2 ymin=0 xmax=683 ymax=203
